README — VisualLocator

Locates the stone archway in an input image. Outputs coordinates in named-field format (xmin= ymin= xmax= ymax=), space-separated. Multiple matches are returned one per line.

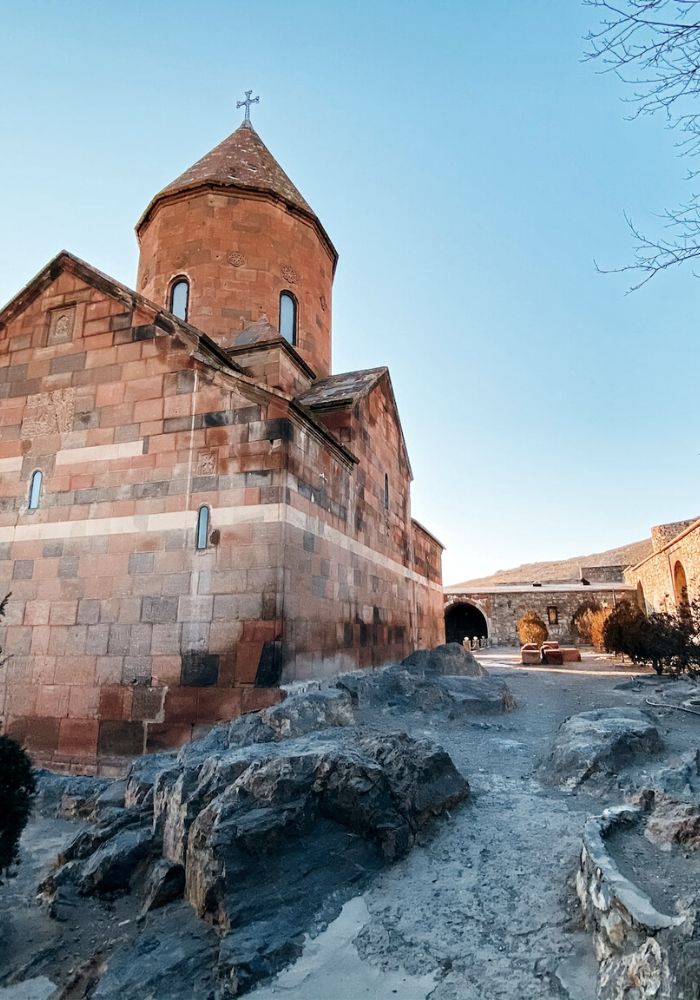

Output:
xmin=673 ymin=560 xmax=689 ymax=607
xmin=445 ymin=602 xmax=488 ymax=644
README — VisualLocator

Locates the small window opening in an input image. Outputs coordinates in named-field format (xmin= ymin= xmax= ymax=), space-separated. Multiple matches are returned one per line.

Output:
xmin=384 ymin=473 xmax=389 ymax=510
xmin=196 ymin=505 xmax=210 ymax=550
xmin=279 ymin=291 xmax=297 ymax=345
xmin=28 ymin=470 xmax=42 ymax=510
xmin=547 ymin=605 xmax=559 ymax=626
xmin=169 ymin=277 xmax=190 ymax=321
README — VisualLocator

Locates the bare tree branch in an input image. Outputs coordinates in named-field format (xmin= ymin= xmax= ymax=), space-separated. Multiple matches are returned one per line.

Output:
xmin=585 ymin=1 xmax=700 ymax=284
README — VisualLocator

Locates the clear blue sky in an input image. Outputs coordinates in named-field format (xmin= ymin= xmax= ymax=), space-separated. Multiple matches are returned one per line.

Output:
xmin=1 ymin=2 xmax=697 ymax=583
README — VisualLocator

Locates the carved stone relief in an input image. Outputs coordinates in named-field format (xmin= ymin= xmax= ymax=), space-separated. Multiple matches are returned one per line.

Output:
xmin=196 ymin=450 xmax=217 ymax=476
xmin=227 ymin=251 xmax=246 ymax=268
xmin=22 ymin=388 xmax=76 ymax=437
xmin=47 ymin=306 xmax=76 ymax=346
xmin=280 ymin=264 xmax=298 ymax=285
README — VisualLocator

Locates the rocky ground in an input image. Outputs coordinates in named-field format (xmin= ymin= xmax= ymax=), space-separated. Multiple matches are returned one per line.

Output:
xmin=1 ymin=646 xmax=698 ymax=1000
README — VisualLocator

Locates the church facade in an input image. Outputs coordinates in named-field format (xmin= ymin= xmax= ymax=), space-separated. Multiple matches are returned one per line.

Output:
xmin=0 ymin=112 xmax=444 ymax=772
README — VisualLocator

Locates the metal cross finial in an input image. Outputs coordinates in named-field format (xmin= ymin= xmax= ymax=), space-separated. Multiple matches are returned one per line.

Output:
xmin=237 ymin=89 xmax=260 ymax=124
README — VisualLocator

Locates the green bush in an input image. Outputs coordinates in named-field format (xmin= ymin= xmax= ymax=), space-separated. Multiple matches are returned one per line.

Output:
xmin=0 ymin=735 xmax=36 ymax=878
xmin=516 ymin=611 xmax=548 ymax=646
xmin=0 ymin=593 xmax=37 ymax=879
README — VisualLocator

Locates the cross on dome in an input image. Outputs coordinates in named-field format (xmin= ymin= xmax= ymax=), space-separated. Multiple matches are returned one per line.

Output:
xmin=237 ymin=89 xmax=260 ymax=126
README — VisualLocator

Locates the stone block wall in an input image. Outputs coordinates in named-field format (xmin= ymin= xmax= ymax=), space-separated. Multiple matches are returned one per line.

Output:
xmin=626 ymin=519 xmax=700 ymax=613
xmin=0 ymin=257 xmax=443 ymax=770
xmin=445 ymin=586 xmax=635 ymax=646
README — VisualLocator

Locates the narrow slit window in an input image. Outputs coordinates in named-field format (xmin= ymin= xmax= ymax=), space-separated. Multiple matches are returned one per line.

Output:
xmin=279 ymin=291 xmax=297 ymax=345
xmin=169 ymin=278 xmax=190 ymax=321
xmin=28 ymin=470 xmax=42 ymax=510
xmin=196 ymin=505 xmax=209 ymax=550
xmin=384 ymin=473 xmax=389 ymax=510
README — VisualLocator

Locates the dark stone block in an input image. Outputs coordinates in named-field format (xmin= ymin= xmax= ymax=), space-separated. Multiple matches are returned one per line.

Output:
xmin=58 ymin=556 xmax=79 ymax=578
xmin=132 ymin=324 xmax=157 ymax=341
xmin=311 ymin=576 xmax=325 ymax=598
xmin=129 ymin=552 xmax=155 ymax=575
xmin=0 ymin=543 xmax=10 ymax=561
xmin=343 ymin=623 xmax=354 ymax=648
xmin=163 ymin=416 xmax=192 ymax=434
xmin=303 ymin=531 xmax=315 ymax=553
xmin=142 ymin=597 xmax=179 ymax=624
xmin=49 ymin=352 xmax=86 ymax=374
xmin=360 ymin=623 xmax=370 ymax=647
xmin=176 ymin=370 xmax=195 ymax=394
xmin=13 ymin=560 xmax=33 ymax=580
xmin=255 ymin=640 xmax=283 ymax=687
xmin=98 ymin=720 xmax=145 ymax=757
xmin=131 ymin=687 xmax=165 ymax=721
xmin=192 ymin=476 xmax=218 ymax=492
xmin=181 ymin=652 xmax=219 ymax=687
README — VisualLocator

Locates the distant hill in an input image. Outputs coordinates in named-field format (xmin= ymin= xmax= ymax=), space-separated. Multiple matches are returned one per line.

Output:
xmin=448 ymin=538 xmax=653 ymax=590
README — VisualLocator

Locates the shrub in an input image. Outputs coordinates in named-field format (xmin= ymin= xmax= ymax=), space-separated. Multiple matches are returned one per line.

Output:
xmin=0 ymin=593 xmax=36 ymax=880
xmin=572 ymin=601 xmax=603 ymax=645
xmin=516 ymin=611 xmax=548 ymax=646
xmin=602 ymin=597 xmax=700 ymax=676
xmin=0 ymin=735 xmax=36 ymax=879
xmin=589 ymin=607 xmax=612 ymax=651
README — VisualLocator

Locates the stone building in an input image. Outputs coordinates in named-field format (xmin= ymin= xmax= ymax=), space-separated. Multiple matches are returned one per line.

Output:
xmin=0 ymin=110 xmax=444 ymax=771
xmin=624 ymin=517 xmax=700 ymax=613
xmin=445 ymin=568 xmax=635 ymax=645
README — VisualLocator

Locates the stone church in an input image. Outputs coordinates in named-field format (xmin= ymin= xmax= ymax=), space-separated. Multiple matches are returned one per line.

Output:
xmin=0 ymin=105 xmax=444 ymax=771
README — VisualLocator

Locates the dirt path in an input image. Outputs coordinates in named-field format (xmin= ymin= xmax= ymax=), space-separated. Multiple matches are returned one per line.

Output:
xmin=251 ymin=655 xmax=658 ymax=1000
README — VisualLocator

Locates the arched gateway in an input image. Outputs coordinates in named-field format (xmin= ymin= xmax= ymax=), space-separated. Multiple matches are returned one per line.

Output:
xmin=445 ymin=601 xmax=488 ymax=644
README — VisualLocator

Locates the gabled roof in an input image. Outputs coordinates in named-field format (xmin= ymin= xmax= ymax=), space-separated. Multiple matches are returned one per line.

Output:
xmin=136 ymin=122 xmax=337 ymax=265
xmin=0 ymin=250 xmax=242 ymax=375
xmin=295 ymin=367 xmax=387 ymax=409
xmin=0 ymin=251 xmax=357 ymax=468
xmin=295 ymin=366 xmax=413 ymax=479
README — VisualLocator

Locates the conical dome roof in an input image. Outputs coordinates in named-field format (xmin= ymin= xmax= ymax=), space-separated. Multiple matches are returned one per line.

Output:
xmin=137 ymin=121 xmax=327 ymax=238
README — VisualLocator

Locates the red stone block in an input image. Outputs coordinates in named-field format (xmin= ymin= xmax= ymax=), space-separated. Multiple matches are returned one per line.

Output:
xmin=164 ymin=688 xmax=199 ymax=724
xmin=196 ymin=686 xmax=242 ymax=722
xmin=58 ymin=719 xmax=99 ymax=756
xmin=145 ymin=723 xmax=193 ymax=752
xmin=235 ymin=642 xmax=262 ymax=685
xmin=241 ymin=687 xmax=284 ymax=714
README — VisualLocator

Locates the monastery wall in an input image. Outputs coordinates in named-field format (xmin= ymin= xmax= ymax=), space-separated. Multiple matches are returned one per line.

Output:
xmin=625 ymin=521 xmax=700 ymax=613
xmin=445 ymin=586 xmax=635 ymax=645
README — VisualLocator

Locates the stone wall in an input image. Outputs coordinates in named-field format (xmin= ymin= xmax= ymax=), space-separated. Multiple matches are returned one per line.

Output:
xmin=580 ymin=564 xmax=627 ymax=583
xmin=0 ymin=258 xmax=442 ymax=771
xmin=445 ymin=586 xmax=635 ymax=646
xmin=626 ymin=519 xmax=700 ymax=613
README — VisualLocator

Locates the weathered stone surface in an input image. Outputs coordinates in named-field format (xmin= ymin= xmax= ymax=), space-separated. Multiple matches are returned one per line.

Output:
xmin=36 ymin=679 xmax=470 ymax=995
xmin=540 ymin=708 xmax=663 ymax=789
xmin=77 ymin=826 xmax=156 ymax=897
xmin=141 ymin=858 xmax=186 ymax=912
xmin=402 ymin=642 xmax=485 ymax=676
xmin=91 ymin=907 xmax=218 ymax=1000
xmin=576 ymin=804 xmax=700 ymax=1000
xmin=336 ymin=663 xmax=514 ymax=717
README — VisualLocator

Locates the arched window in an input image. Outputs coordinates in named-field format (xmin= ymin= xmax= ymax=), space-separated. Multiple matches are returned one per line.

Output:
xmin=384 ymin=473 xmax=389 ymax=510
xmin=196 ymin=505 xmax=210 ymax=550
xmin=169 ymin=277 xmax=190 ymax=321
xmin=28 ymin=470 xmax=42 ymax=510
xmin=279 ymin=291 xmax=297 ymax=345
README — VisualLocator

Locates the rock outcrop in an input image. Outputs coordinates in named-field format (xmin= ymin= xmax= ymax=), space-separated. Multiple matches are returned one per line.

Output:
xmin=35 ymin=654 xmax=483 ymax=996
xmin=540 ymin=708 xmax=663 ymax=790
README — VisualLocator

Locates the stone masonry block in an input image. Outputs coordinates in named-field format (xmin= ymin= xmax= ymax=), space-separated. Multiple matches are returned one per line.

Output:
xmin=142 ymin=596 xmax=179 ymax=624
